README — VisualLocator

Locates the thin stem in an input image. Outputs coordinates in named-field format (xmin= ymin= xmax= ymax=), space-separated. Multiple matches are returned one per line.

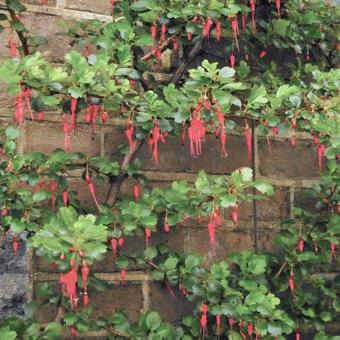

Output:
xmin=171 ymin=38 xmax=204 ymax=84
xmin=105 ymin=139 xmax=144 ymax=206
xmin=274 ymin=260 xmax=287 ymax=279
xmin=5 ymin=1 xmax=30 ymax=56
xmin=141 ymin=35 xmax=175 ymax=61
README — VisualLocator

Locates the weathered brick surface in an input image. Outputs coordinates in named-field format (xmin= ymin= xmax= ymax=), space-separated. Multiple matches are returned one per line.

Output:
xmin=33 ymin=282 xmax=59 ymax=323
xmin=138 ymin=134 xmax=251 ymax=174
xmin=22 ymin=0 xmax=56 ymax=5
xmin=103 ymin=128 xmax=125 ymax=157
xmin=24 ymin=122 xmax=101 ymax=156
xmin=294 ymin=187 xmax=318 ymax=211
xmin=65 ymin=0 xmax=112 ymax=14
xmin=0 ymin=84 xmax=12 ymax=110
xmin=186 ymin=228 xmax=254 ymax=266
xmin=258 ymin=138 xmax=319 ymax=178
xmin=89 ymin=283 xmax=143 ymax=321
xmin=150 ymin=283 xmax=193 ymax=323
xmin=68 ymin=177 xmax=109 ymax=207
xmin=257 ymin=228 xmax=280 ymax=252
xmin=256 ymin=187 xmax=290 ymax=221
xmin=20 ymin=13 xmax=72 ymax=62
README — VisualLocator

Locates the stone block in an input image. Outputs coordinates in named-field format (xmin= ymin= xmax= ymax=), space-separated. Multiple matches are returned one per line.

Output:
xmin=24 ymin=122 xmax=101 ymax=156
xmin=150 ymin=282 xmax=193 ymax=323
xmin=89 ymin=282 xmax=143 ymax=321
xmin=258 ymin=138 xmax=319 ymax=178
xmin=256 ymin=186 xmax=290 ymax=221
xmin=138 ymin=134 xmax=252 ymax=175
xmin=0 ymin=273 xmax=28 ymax=319
xmin=64 ymin=0 xmax=112 ymax=15
xmin=186 ymin=227 xmax=254 ymax=266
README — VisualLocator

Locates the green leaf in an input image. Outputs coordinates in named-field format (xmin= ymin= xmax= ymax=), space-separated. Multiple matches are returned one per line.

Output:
xmin=272 ymin=19 xmax=290 ymax=36
xmin=164 ymin=257 xmax=179 ymax=271
xmin=0 ymin=327 xmax=16 ymax=340
xmin=43 ymin=322 xmax=63 ymax=339
xmin=6 ymin=0 xmax=27 ymax=12
xmin=219 ymin=67 xmax=235 ymax=83
xmin=146 ymin=311 xmax=161 ymax=331
xmin=253 ymin=182 xmax=274 ymax=195
xmin=320 ymin=311 xmax=332 ymax=322
xmin=5 ymin=126 xmax=21 ymax=140
xmin=240 ymin=167 xmax=253 ymax=182
xmin=228 ymin=332 xmax=243 ymax=340
xmin=32 ymin=190 xmax=49 ymax=202
xmin=268 ymin=322 xmax=282 ymax=336
xmin=220 ymin=195 xmax=237 ymax=208
xmin=248 ymin=86 xmax=268 ymax=108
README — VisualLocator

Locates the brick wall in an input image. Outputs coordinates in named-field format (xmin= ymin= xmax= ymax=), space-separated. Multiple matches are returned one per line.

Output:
xmin=0 ymin=0 xmax=320 ymax=330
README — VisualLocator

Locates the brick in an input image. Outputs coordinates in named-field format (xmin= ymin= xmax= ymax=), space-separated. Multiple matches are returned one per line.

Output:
xmin=20 ymin=13 xmax=72 ymax=62
xmin=22 ymin=0 xmax=56 ymax=5
xmin=33 ymin=282 xmax=59 ymax=323
xmin=89 ymin=283 xmax=143 ymax=321
xmin=138 ymin=134 xmax=251 ymax=175
xmin=34 ymin=255 xmax=59 ymax=272
xmin=0 ymin=24 xmax=12 ymax=59
xmin=150 ymin=283 xmax=193 ymax=323
xmin=186 ymin=228 xmax=254 ymax=266
xmin=65 ymin=0 xmax=112 ymax=15
xmin=0 ymin=83 xmax=13 ymax=111
xmin=24 ymin=122 xmax=101 ymax=156
xmin=258 ymin=138 xmax=319 ymax=178
xmin=68 ymin=177 xmax=109 ymax=207
xmin=294 ymin=188 xmax=318 ymax=211
xmin=257 ymin=228 xmax=279 ymax=252
xmin=256 ymin=186 xmax=290 ymax=221
xmin=103 ymin=128 xmax=125 ymax=157
xmin=33 ymin=281 xmax=143 ymax=322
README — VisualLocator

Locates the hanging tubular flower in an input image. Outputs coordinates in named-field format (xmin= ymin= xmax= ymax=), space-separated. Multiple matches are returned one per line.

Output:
xmin=50 ymin=180 xmax=58 ymax=211
xmin=62 ymin=191 xmax=69 ymax=207
xmin=249 ymin=0 xmax=257 ymax=34
xmin=317 ymin=144 xmax=326 ymax=171
xmin=276 ymin=0 xmax=281 ymax=17
xmin=230 ymin=204 xmax=239 ymax=224
xmin=8 ymin=38 xmax=18 ymax=58
xmin=12 ymin=235 xmax=19 ymax=256
xmin=60 ymin=265 xmax=78 ymax=309
xmin=200 ymin=304 xmax=208 ymax=338
xmin=188 ymin=102 xmax=206 ymax=158
xmin=70 ymin=97 xmax=77 ymax=131
xmin=125 ymin=120 xmax=136 ymax=152
xmin=160 ymin=23 xmax=167 ymax=43
xmin=216 ymin=21 xmax=222 ymax=41
xmin=62 ymin=114 xmax=72 ymax=151
xmin=202 ymin=17 xmax=213 ymax=37
xmin=145 ymin=228 xmax=152 ymax=247
xmin=245 ymin=122 xmax=252 ymax=162
xmin=230 ymin=54 xmax=236 ymax=69
xmin=231 ymin=16 xmax=239 ymax=51
xmin=148 ymin=119 xmax=165 ymax=164
xmin=289 ymin=271 xmax=295 ymax=298
xmin=14 ymin=92 xmax=25 ymax=125
xmin=85 ymin=174 xmax=100 ymax=210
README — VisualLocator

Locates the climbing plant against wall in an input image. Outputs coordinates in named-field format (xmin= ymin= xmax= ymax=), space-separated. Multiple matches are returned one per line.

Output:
xmin=0 ymin=0 xmax=339 ymax=339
